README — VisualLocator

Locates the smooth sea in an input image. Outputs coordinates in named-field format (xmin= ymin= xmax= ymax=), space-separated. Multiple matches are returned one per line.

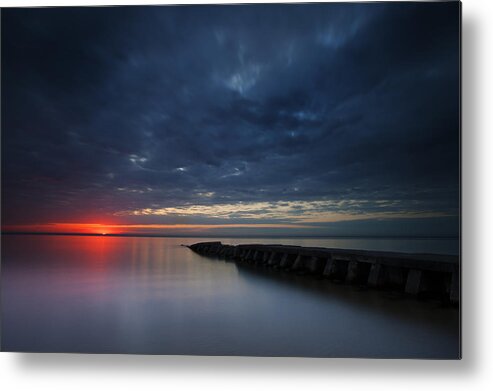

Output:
xmin=1 ymin=235 xmax=460 ymax=358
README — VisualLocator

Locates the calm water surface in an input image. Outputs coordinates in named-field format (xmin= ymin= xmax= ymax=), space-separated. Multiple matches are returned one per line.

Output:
xmin=1 ymin=235 xmax=460 ymax=357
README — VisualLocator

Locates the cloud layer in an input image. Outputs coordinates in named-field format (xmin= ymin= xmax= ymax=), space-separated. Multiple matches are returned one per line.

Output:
xmin=1 ymin=3 xmax=460 ymax=236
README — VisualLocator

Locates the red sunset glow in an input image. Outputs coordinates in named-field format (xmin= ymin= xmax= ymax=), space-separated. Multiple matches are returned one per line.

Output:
xmin=1 ymin=222 xmax=306 ymax=236
xmin=2 ymin=223 xmax=119 ymax=235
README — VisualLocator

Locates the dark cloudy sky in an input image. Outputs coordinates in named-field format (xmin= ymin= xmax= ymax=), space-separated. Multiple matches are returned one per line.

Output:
xmin=1 ymin=2 xmax=460 ymax=237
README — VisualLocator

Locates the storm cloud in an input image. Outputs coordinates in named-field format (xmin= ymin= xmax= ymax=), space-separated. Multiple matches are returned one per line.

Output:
xmin=1 ymin=3 xmax=460 ymax=236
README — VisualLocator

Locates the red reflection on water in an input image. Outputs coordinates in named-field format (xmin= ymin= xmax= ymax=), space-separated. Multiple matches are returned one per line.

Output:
xmin=2 ymin=235 xmax=125 ymax=291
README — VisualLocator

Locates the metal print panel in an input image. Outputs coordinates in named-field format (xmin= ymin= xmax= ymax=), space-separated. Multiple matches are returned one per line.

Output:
xmin=0 ymin=2 xmax=461 ymax=358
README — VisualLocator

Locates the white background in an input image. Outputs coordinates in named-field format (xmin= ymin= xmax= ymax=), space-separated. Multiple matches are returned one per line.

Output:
xmin=0 ymin=0 xmax=490 ymax=390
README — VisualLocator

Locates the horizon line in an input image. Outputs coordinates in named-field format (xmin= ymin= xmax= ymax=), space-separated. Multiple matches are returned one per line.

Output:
xmin=0 ymin=231 xmax=460 ymax=240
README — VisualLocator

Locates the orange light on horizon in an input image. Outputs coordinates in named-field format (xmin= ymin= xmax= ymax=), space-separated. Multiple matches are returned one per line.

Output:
xmin=1 ymin=221 xmax=310 ymax=235
xmin=1 ymin=221 xmax=309 ymax=235
xmin=2 ymin=223 xmax=118 ymax=235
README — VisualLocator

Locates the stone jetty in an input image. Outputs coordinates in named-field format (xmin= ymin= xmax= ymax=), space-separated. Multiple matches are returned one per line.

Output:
xmin=187 ymin=241 xmax=460 ymax=305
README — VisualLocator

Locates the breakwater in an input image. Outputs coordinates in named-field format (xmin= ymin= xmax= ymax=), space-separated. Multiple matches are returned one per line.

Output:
xmin=188 ymin=241 xmax=460 ymax=305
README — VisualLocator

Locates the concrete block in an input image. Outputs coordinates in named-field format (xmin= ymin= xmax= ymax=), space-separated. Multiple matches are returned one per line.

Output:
xmin=242 ymin=249 xmax=252 ymax=261
xmin=268 ymin=252 xmax=280 ymax=266
xmin=368 ymin=264 xmax=385 ymax=287
xmin=254 ymin=250 xmax=264 ymax=263
xmin=387 ymin=266 xmax=405 ymax=287
xmin=279 ymin=254 xmax=290 ymax=268
xmin=346 ymin=261 xmax=360 ymax=283
xmin=291 ymin=255 xmax=305 ymax=271
xmin=405 ymin=269 xmax=423 ymax=295
xmin=306 ymin=256 xmax=326 ymax=274
xmin=323 ymin=259 xmax=338 ymax=279
xmin=252 ymin=250 xmax=260 ymax=262
xmin=279 ymin=253 xmax=289 ymax=268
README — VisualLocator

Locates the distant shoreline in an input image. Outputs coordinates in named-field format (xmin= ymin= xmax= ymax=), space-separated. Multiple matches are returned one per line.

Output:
xmin=0 ymin=231 xmax=460 ymax=240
